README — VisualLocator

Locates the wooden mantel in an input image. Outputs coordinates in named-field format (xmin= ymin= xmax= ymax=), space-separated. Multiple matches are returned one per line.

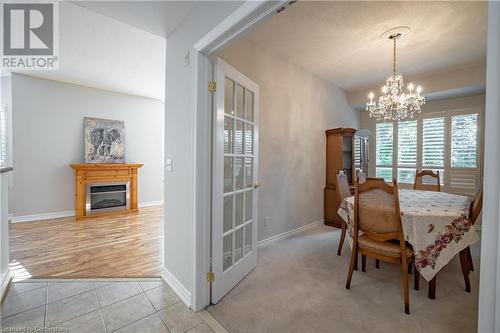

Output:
xmin=70 ymin=163 xmax=143 ymax=219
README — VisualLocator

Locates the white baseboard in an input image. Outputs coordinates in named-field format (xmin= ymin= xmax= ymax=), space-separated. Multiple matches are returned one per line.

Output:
xmin=257 ymin=219 xmax=324 ymax=248
xmin=11 ymin=210 xmax=75 ymax=223
xmin=1 ymin=270 xmax=12 ymax=300
xmin=161 ymin=266 xmax=191 ymax=308
xmin=139 ymin=200 xmax=164 ymax=208
xmin=10 ymin=201 xmax=164 ymax=223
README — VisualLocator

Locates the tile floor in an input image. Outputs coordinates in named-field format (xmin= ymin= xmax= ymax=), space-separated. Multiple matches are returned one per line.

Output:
xmin=1 ymin=278 xmax=219 ymax=333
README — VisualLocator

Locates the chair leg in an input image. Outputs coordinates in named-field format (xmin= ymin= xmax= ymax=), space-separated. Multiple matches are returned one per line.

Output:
xmin=375 ymin=259 xmax=380 ymax=269
xmin=354 ymin=252 xmax=358 ymax=271
xmin=459 ymin=249 xmax=471 ymax=293
xmin=414 ymin=263 xmax=419 ymax=290
xmin=337 ymin=221 xmax=347 ymax=256
xmin=467 ymin=246 xmax=474 ymax=272
xmin=361 ymin=255 xmax=366 ymax=272
xmin=428 ymin=276 xmax=436 ymax=299
xmin=408 ymin=262 xmax=413 ymax=275
xmin=401 ymin=260 xmax=410 ymax=314
xmin=346 ymin=247 xmax=357 ymax=289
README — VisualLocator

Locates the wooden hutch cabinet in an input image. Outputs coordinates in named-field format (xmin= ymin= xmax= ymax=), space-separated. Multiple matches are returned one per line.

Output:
xmin=324 ymin=128 xmax=369 ymax=228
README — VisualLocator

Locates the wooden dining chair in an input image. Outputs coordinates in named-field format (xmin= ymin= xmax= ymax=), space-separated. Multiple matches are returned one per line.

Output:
xmin=413 ymin=170 xmax=441 ymax=192
xmin=466 ymin=185 xmax=483 ymax=273
xmin=336 ymin=171 xmax=352 ymax=256
xmin=345 ymin=178 xmax=414 ymax=314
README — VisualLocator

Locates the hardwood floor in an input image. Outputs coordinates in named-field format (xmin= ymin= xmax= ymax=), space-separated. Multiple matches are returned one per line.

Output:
xmin=9 ymin=206 xmax=164 ymax=279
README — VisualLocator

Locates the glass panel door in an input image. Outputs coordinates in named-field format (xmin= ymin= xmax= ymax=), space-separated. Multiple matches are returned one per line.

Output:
xmin=212 ymin=59 xmax=259 ymax=304
xmin=222 ymin=77 xmax=256 ymax=272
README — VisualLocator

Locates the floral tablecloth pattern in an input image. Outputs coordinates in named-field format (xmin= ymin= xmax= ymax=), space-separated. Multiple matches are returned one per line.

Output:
xmin=337 ymin=189 xmax=479 ymax=281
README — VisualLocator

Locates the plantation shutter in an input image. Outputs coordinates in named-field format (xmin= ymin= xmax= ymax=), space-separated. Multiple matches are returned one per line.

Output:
xmin=422 ymin=117 xmax=445 ymax=167
xmin=397 ymin=120 xmax=417 ymax=183
xmin=0 ymin=107 xmax=7 ymax=168
xmin=376 ymin=122 xmax=393 ymax=181
xmin=451 ymin=114 xmax=478 ymax=168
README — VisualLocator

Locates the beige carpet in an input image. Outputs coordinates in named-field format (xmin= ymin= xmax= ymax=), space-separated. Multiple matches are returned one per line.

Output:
xmin=207 ymin=225 xmax=479 ymax=333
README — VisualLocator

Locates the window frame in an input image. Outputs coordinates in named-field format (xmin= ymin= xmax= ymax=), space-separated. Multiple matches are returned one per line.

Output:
xmin=373 ymin=107 xmax=483 ymax=193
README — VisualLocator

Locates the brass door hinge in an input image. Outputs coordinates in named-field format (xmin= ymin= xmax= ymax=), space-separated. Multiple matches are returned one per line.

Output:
xmin=207 ymin=272 xmax=215 ymax=282
xmin=208 ymin=81 xmax=216 ymax=93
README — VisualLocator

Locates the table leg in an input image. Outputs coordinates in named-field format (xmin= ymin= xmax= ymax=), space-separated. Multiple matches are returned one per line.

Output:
xmin=428 ymin=276 xmax=436 ymax=299
xmin=361 ymin=255 xmax=366 ymax=272
xmin=375 ymin=259 xmax=380 ymax=269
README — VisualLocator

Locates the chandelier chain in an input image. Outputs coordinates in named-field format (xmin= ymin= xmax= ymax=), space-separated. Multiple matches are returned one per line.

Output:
xmin=393 ymin=35 xmax=397 ymax=76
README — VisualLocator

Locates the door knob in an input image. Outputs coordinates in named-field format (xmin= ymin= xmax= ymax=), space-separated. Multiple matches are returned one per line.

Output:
xmin=253 ymin=182 xmax=261 ymax=189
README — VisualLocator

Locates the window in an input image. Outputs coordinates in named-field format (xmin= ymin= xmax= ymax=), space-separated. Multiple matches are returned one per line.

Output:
xmin=397 ymin=120 xmax=417 ymax=183
xmin=373 ymin=111 xmax=481 ymax=192
xmin=451 ymin=114 xmax=478 ymax=168
xmin=0 ymin=106 xmax=7 ymax=168
xmin=422 ymin=117 xmax=445 ymax=183
xmin=376 ymin=122 xmax=393 ymax=181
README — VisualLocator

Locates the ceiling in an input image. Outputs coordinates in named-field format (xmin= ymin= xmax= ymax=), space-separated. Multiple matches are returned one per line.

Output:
xmin=18 ymin=2 xmax=167 ymax=101
xmin=73 ymin=1 xmax=199 ymax=38
xmin=245 ymin=1 xmax=487 ymax=92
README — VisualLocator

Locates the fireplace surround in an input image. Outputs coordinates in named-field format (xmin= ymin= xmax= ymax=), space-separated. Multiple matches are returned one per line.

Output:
xmin=70 ymin=163 xmax=143 ymax=219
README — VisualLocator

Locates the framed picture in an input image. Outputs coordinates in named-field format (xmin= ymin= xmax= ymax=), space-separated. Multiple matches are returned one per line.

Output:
xmin=84 ymin=117 xmax=125 ymax=163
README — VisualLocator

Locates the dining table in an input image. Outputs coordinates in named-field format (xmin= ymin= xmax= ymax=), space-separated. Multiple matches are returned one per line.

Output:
xmin=337 ymin=188 xmax=479 ymax=288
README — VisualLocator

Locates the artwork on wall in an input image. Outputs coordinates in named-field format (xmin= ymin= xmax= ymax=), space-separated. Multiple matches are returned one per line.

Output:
xmin=84 ymin=117 xmax=125 ymax=163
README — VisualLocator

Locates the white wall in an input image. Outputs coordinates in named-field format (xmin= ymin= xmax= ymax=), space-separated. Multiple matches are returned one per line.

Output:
xmin=164 ymin=0 xmax=243 ymax=305
xmin=219 ymin=38 xmax=359 ymax=242
xmin=11 ymin=74 xmax=164 ymax=219
xmin=478 ymin=2 xmax=500 ymax=331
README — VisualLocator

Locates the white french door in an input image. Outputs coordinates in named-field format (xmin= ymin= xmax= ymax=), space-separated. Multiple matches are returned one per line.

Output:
xmin=211 ymin=58 xmax=259 ymax=303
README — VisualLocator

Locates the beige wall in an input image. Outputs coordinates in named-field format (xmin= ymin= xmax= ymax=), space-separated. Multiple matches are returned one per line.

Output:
xmin=219 ymin=39 xmax=359 ymax=242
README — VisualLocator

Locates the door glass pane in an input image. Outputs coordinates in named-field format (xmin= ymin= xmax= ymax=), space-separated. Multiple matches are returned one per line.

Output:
xmin=376 ymin=167 xmax=392 ymax=182
xmin=223 ymin=234 xmax=232 ymax=271
xmin=235 ymin=120 xmax=244 ymax=154
xmin=234 ymin=228 xmax=243 ymax=263
xmin=224 ymin=117 xmax=233 ymax=154
xmin=224 ymin=157 xmax=233 ymax=193
xmin=244 ymin=223 xmax=252 ymax=255
xmin=245 ymin=90 xmax=254 ymax=122
xmin=235 ymin=192 xmax=244 ymax=227
xmin=245 ymin=124 xmax=253 ymax=155
xmin=223 ymin=195 xmax=233 ymax=233
xmin=236 ymin=84 xmax=244 ymax=118
xmin=245 ymin=158 xmax=253 ymax=188
xmin=245 ymin=190 xmax=252 ymax=222
xmin=235 ymin=157 xmax=244 ymax=190
xmin=225 ymin=78 xmax=234 ymax=115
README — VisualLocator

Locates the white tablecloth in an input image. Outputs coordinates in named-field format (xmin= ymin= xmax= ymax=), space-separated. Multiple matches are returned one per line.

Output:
xmin=337 ymin=189 xmax=479 ymax=281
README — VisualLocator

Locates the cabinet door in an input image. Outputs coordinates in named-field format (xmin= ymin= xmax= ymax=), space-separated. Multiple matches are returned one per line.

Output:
xmin=342 ymin=135 xmax=354 ymax=182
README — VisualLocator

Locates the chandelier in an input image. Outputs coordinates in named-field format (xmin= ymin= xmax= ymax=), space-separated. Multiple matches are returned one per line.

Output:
xmin=366 ymin=33 xmax=425 ymax=121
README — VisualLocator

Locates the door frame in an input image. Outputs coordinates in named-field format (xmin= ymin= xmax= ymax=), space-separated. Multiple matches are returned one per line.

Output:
xmin=191 ymin=0 xmax=288 ymax=311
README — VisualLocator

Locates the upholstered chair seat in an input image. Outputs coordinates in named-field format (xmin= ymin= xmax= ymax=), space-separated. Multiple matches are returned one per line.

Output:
xmin=358 ymin=236 xmax=413 ymax=258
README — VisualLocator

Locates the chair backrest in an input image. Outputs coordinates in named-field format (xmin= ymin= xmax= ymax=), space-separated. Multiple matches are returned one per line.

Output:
xmin=336 ymin=171 xmax=351 ymax=201
xmin=354 ymin=178 xmax=403 ymax=242
xmin=414 ymin=170 xmax=441 ymax=192
xmin=470 ymin=185 xmax=483 ymax=225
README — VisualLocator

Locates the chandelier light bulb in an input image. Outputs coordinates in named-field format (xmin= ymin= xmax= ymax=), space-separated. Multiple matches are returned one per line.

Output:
xmin=381 ymin=86 xmax=388 ymax=93
xmin=408 ymin=83 xmax=414 ymax=91
xmin=417 ymin=85 xmax=422 ymax=93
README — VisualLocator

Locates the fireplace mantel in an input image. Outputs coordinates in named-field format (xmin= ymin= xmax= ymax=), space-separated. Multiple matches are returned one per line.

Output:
xmin=70 ymin=163 xmax=143 ymax=219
